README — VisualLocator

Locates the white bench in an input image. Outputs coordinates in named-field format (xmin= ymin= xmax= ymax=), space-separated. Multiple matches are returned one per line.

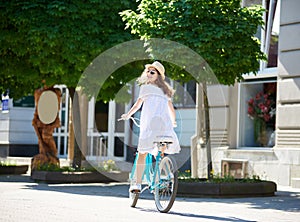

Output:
xmin=221 ymin=158 xmax=248 ymax=179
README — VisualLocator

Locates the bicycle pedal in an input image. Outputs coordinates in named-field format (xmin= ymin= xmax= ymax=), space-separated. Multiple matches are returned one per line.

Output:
xmin=141 ymin=186 xmax=149 ymax=193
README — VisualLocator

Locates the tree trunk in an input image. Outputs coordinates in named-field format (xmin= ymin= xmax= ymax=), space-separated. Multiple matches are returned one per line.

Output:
xmin=203 ymin=82 xmax=213 ymax=179
xmin=68 ymin=98 xmax=74 ymax=161
xmin=68 ymin=88 xmax=82 ymax=169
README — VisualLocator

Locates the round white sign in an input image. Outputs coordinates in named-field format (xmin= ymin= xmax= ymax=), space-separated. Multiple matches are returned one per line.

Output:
xmin=37 ymin=90 xmax=59 ymax=124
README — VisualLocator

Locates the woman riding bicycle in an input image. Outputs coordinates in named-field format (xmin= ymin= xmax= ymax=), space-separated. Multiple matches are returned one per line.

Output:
xmin=121 ymin=61 xmax=181 ymax=192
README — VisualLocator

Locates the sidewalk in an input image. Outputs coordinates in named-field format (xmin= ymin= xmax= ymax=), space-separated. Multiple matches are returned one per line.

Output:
xmin=0 ymin=174 xmax=299 ymax=222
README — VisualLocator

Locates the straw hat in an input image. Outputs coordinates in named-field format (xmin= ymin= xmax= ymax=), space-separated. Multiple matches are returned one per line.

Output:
xmin=145 ymin=61 xmax=165 ymax=80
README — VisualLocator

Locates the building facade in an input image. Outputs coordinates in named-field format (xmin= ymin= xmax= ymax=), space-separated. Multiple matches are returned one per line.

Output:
xmin=193 ymin=0 xmax=300 ymax=187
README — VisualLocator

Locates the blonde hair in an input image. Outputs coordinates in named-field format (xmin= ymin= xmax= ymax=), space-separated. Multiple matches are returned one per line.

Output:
xmin=137 ymin=68 xmax=175 ymax=98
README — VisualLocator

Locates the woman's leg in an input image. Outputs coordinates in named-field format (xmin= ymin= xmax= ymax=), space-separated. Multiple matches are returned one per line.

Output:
xmin=136 ymin=152 xmax=147 ymax=184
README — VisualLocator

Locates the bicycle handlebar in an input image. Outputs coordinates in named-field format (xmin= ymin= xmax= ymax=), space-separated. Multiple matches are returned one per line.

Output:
xmin=118 ymin=116 xmax=140 ymax=127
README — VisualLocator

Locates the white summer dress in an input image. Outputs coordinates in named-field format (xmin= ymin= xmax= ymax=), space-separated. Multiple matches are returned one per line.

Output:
xmin=137 ymin=84 xmax=181 ymax=155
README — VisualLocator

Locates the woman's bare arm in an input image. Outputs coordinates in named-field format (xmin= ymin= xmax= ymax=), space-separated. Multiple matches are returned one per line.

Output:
xmin=122 ymin=98 xmax=144 ymax=119
xmin=168 ymin=100 xmax=177 ymax=127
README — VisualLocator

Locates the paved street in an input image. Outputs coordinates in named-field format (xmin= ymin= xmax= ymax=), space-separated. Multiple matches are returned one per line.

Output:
xmin=0 ymin=174 xmax=300 ymax=222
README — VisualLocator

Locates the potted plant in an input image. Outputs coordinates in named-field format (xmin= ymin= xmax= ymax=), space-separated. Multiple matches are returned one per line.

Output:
xmin=31 ymin=160 xmax=129 ymax=183
xmin=0 ymin=159 xmax=29 ymax=175
xmin=177 ymin=170 xmax=277 ymax=197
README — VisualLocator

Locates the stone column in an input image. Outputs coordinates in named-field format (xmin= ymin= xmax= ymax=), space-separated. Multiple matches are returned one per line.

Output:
xmin=275 ymin=0 xmax=300 ymax=187
xmin=276 ymin=0 xmax=300 ymax=148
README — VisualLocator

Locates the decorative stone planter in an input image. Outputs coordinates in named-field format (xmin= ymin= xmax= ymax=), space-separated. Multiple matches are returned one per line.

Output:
xmin=177 ymin=180 xmax=277 ymax=197
xmin=0 ymin=165 xmax=29 ymax=175
xmin=31 ymin=170 xmax=129 ymax=184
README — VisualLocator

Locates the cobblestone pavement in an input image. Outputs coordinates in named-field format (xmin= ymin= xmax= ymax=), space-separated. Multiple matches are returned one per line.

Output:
xmin=0 ymin=174 xmax=299 ymax=222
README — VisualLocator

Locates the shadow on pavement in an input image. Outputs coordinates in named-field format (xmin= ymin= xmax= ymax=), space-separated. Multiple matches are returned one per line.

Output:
xmin=177 ymin=190 xmax=300 ymax=213
xmin=24 ymin=182 xmax=132 ymax=198
xmin=1 ymin=174 xmax=300 ymax=214
xmin=0 ymin=174 xmax=33 ymax=183
xmin=135 ymin=207 xmax=256 ymax=222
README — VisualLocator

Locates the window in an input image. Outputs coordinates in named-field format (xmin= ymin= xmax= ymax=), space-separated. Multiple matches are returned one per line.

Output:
xmin=239 ymin=80 xmax=276 ymax=147
xmin=265 ymin=0 xmax=280 ymax=68
xmin=238 ymin=1 xmax=280 ymax=147
xmin=243 ymin=0 xmax=280 ymax=70
xmin=13 ymin=96 xmax=35 ymax=108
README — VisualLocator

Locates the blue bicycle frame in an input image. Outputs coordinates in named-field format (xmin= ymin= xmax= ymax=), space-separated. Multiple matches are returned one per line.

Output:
xmin=130 ymin=151 xmax=165 ymax=193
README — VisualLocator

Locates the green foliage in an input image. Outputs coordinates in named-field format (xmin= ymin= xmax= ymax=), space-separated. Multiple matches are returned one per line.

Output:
xmin=210 ymin=173 xmax=237 ymax=183
xmin=34 ymin=163 xmax=95 ymax=172
xmin=0 ymin=0 xmax=266 ymax=102
xmin=0 ymin=159 xmax=17 ymax=166
xmin=120 ymin=0 xmax=266 ymax=85
xmin=96 ymin=61 xmax=148 ymax=103
xmin=0 ymin=0 xmax=137 ymax=100
xmin=34 ymin=164 xmax=62 ymax=172
xmin=178 ymin=169 xmax=192 ymax=179
xmin=34 ymin=160 xmax=120 ymax=172
xmin=178 ymin=170 xmax=262 ymax=183
xmin=97 ymin=159 xmax=120 ymax=172
xmin=211 ymin=173 xmax=262 ymax=183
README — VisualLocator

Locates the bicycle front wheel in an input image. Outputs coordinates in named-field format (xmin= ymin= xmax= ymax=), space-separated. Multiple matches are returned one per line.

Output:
xmin=154 ymin=156 xmax=178 ymax=213
xmin=129 ymin=191 xmax=139 ymax=208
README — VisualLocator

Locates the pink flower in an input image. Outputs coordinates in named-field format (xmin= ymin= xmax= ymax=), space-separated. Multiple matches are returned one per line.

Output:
xmin=259 ymin=103 xmax=267 ymax=112
xmin=247 ymin=89 xmax=276 ymax=123
xmin=248 ymin=98 xmax=254 ymax=105
xmin=261 ymin=105 xmax=268 ymax=113
xmin=248 ymin=107 xmax=254 ymax=115
xmin=263 ymin=114 xmax=270 ymax=122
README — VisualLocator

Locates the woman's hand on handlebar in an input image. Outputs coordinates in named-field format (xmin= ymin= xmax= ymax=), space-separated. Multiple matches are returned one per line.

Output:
xmin=118 ymin=115 xmax=140 ymax=127
xmin=119 ymin=114 xmax=130 ymax=121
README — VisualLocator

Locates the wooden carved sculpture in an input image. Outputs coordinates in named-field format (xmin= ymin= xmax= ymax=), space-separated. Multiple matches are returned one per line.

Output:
xmin=31 ymin=86 xmax=61 ymax=170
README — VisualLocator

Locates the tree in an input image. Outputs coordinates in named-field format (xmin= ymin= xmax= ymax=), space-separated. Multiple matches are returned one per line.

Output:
xmin=120 ymin=0 xmax=265 ymax=178
xmin=0 ymin=0 xmax=137 ymax=100
xmin=0 ymin=0 xmax=138 ymax=167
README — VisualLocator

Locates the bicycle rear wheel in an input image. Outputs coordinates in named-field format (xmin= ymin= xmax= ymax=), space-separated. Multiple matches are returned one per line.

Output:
xmin=154 ymin=156 xmax=178 ymax=213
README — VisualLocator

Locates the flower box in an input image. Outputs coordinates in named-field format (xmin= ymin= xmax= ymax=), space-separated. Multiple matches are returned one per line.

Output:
xmin=0 ymin=165 xmax=29 ymax=175
xmin=177 ymin=180 xmax=277 ymax=197
xmin=31 ymin=170 xmax=129 ymax=184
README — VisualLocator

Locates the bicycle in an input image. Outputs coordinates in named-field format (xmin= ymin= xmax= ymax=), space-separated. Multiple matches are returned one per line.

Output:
xmin=118 ymin=117 xmax=178 ymax=213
